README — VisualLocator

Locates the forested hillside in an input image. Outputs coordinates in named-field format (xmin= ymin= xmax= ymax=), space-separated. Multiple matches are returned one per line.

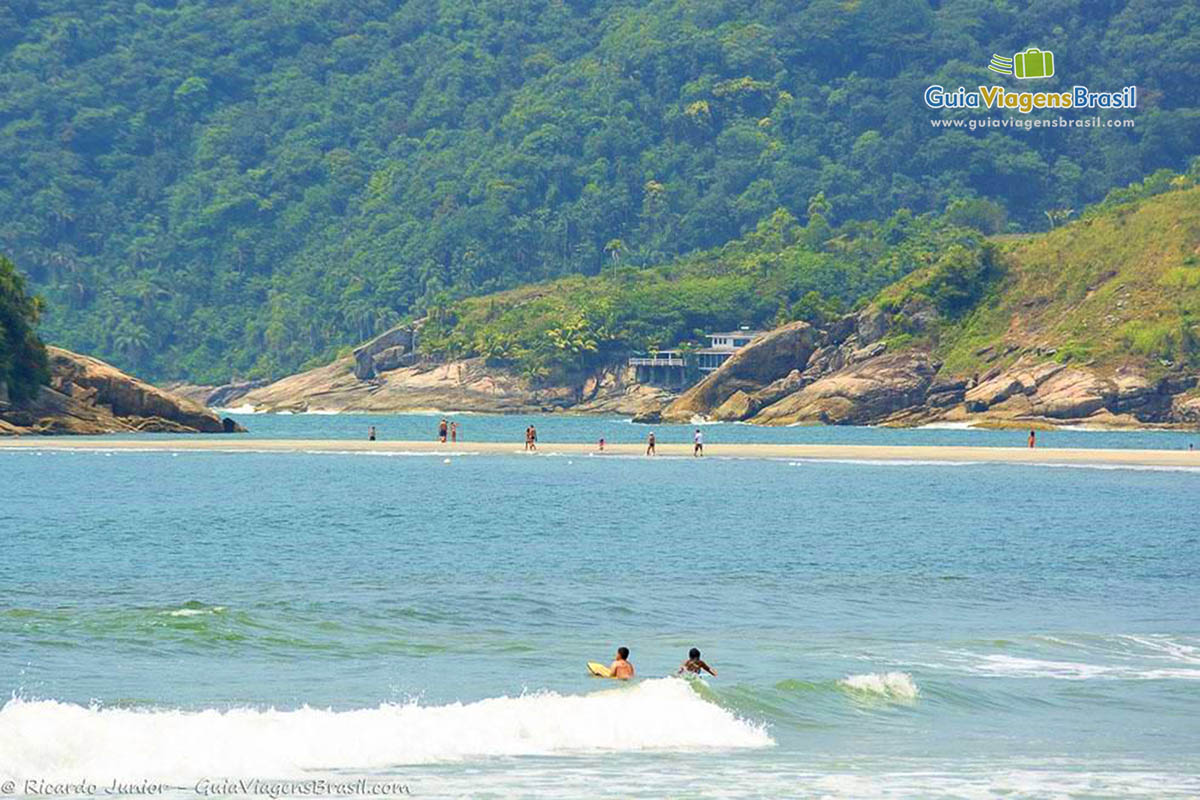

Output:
xmin=1 ymin=0 xmax=1196 ymax=382
xmin=417 ymin=207 xmax=993 ymax=385
xmin=0 ymin=256 xmax=50 ymax=402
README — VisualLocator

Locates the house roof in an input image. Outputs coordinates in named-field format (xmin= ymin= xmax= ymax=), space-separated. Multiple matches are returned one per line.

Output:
xmin=706 ymin=329 xmax=766 ymax=339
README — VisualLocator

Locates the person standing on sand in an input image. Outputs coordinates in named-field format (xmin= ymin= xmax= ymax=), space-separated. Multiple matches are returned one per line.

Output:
xmin=598 ymin=437 xmax=605 ymax=452
xmin=646 ymin=431 xmax=656 ymax=456
xmin=529 ymin=424 xmax=538 ymax=451
xmin=693 ymin=428 xmax=703 ymax=457
xmin=450 ymin=421 xmax=458 ymax=443
xmin=368 ymin=425 xmax=376 ymax=442
xmin=1029 ymin=430 xmax=1036 ymax=448
xmin=438 ymin=418 xmax=448 ymax=443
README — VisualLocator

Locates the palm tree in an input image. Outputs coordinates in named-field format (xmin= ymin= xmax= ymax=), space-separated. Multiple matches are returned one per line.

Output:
xmin=604 ymin=238 xmax=625 ymax=264
xmin=546 ymin=316 xmax=599 ymax=374
xmin=112 ymin=322 xmax=152 ymax=365
xmin=1045 ymin=208 xmax=1074 ymax=229
xmin=520 ymin=360 xmax=549 ymax=394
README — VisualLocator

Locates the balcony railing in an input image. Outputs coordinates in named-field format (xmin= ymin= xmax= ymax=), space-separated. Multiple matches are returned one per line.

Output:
xmin=629 ymin=356 xmax=685 ymax=367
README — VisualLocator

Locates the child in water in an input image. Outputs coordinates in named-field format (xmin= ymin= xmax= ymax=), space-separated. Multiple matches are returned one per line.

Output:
xmin=609 ymin=646 xmax=634 ymax=679
xmin=678 ymin=647 xmax=717 ymax=676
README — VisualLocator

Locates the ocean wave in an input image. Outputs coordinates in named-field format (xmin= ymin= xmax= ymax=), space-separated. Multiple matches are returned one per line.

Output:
xmin=161 ymin=603 xmax=226 ymax=618
xmin=0 ymin=679 xmax=771 ymax=781
xmin=883 ymin=635 xmax=1200 ymax=684
xmin=788 ymin=458 xmax=974 ymax=467
xmin=212 ymin=404 xmax=258 ymax=414
xmin=837 ymin=672 xmax=920 ymax=700
xmin=1036 ymin=462 xmax=1200 ymax=473
xmin=784 ymin=456 xmax=1200 ymax=473
xmin=788 ymin=767 xmax=1200 ymax=799
xmin=1118 ymin=634 xmax=1200 ymax=665
xmin=916 ymin=421 xmax=979 ymax=430
xmin=964 ymin=654 xmax=1200 ymax=681
xmin=300 ymin=449 xmax=484 ymax=458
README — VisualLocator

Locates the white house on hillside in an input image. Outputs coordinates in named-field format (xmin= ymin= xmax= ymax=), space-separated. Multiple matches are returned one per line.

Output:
xmin=630 ymin=325 xmax=765 ymax=385
xmin=695 ymin=326 xmax=766 ymax=372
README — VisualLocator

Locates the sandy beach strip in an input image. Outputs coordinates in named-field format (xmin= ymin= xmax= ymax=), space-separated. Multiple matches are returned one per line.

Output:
xmin=2 ymin=437 xmax=1200 ymax=467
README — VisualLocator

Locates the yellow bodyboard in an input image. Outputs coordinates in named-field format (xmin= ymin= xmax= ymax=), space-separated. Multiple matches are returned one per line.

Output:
xmin=587 ymin=661 xmax=614 ymax=678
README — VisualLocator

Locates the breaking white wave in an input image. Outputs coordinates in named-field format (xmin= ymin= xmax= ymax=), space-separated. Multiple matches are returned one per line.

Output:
xmin=965 ymin=654 xmax=1200 ymax=681
xmin=0 ymin=679 xmax=771 ymax=782
xmin=212 ymin=404 xmax=258 ymax=414
xmin=838 ymin=672 xmax=920 ymax=700
xmin=916 ymin=421 xmax=979 ymax=430
xmin=788 ymin=458 xmax=973 ymax=467
xmin=1036 ymin=462 xmax=1200 ymax=473
xmin=162 ymin=605 xmax=225 ymax=618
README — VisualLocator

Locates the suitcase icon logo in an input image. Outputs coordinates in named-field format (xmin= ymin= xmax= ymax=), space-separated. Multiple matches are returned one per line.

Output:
xmin=988 ymin=48 xmax=1055 ymax=79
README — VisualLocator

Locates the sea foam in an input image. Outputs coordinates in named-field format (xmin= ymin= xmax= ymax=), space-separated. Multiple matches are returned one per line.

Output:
xmin=0 ymin=679 xmax=771 ymax=781
xmin=837 ymin=672 xmax=920 ymax=700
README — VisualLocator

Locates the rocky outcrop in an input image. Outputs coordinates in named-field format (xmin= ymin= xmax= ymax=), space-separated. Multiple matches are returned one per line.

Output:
xmin=1029 ymin=369 xmax=1114 ymax=418
xmin=571 ymin=367 xmax=676 ymax=418
xmin=182 ymin=296 xmax=1200 ymax=429
xmin=662 ymin=322 xmax=818 ymax=421
xmin=166 ymin=379 xmax=269 ymax=409
xmin=954 ymin=362 xmax=1196 ymax=424
xmin=750 ymin=351 xmax=938 ymax=425
xmin=636 ymin=303 xmax=1200 ymax=428
xmin=352 ymin=324 xmax=421 ymax=380
xmin=237 ymin=353 xmax=671 ymax=416
xmin=1170 ymin=393 xmax=1200 ymax=423
xmin=711 ymin=390 xmax=757 ymax=421
xmin=964 ymin=361 xmax=1065 ymax=410
xmin=1 ymin=348 xmax=244 ymax=435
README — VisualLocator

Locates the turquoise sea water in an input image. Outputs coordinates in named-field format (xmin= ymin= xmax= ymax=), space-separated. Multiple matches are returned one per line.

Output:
xmin=3 ymin=415 xmax=1200 ymax=797
xmin=223 ymin=410 xmax=1200 ymax=450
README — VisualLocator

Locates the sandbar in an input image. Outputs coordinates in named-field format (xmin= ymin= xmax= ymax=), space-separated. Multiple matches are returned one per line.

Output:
xmin=2 ymin=437 xmax=1200 ymax=468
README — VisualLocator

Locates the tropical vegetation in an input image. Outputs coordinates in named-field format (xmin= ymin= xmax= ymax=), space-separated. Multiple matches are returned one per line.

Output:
xmin=0 ymin=256 xmax=50 ymax=402
xmin=2 ymin=0 xmax=1196 ymax=382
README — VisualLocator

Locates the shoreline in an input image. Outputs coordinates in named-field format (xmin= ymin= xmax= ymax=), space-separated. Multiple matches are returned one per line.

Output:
xmin=211 ymin=406 xmax=1200 ymax=433
xmin=3 ymin=437 xmax=1200 ymax=467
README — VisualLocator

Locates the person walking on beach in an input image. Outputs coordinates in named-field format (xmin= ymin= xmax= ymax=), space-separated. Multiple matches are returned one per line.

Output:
xmin=1028 ymin=429 xmax=1036 ymax=448
xmin=525 ymin=424 xmax=537 ymax=452
xmin=598 ymin=436 xmax=605 ymax=452
xmin=609 ymin=647 xmax=635 ymax=680
xmin=646 ymin=431 xmax=656 ymax=456
xmin=450 ymin=421 xmax=458 ymax=443
xmin=438 ymin=418 xmax=448 ymax=443
xmin=693 ymin=428 xmax=703 ymax=457
xmin=368 ymin=425 xmax=376 ymax=442
xmin=678 ymin=647 xmax=717 ymax=677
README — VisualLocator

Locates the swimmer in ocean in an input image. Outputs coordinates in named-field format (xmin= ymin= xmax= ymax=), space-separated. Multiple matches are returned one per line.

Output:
xmin=678 ymin=647 xmax=717 ymax=676
xmin=610 ymin=646 xmax=634 ymax=679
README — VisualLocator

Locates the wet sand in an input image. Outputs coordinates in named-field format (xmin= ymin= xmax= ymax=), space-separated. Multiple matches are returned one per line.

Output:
xmin=2 ymin=437 xmax=1199 ymax=467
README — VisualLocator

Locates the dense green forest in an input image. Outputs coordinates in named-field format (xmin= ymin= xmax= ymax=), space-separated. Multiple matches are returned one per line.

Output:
xmin=0 ymin=256 xmax=50 ymax=402
xmin=1 ymin=0 xmax=1196 ymax=382
xmin=419 ymin=207 xmax=993 ymax=383
xmin=420 ymin=162 xmax=1200 ymax=382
